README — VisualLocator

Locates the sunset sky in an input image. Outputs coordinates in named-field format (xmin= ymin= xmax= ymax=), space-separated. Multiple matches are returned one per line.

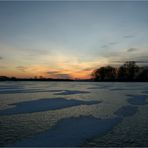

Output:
xmin=0 ymin=1 xmax=148 ymax=79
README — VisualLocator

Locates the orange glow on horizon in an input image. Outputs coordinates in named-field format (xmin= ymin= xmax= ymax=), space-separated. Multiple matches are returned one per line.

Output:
xmin=0 ymin=65 xmax=94 ymax=79
xmin=0 ymin=57 xmax=109 ymax=79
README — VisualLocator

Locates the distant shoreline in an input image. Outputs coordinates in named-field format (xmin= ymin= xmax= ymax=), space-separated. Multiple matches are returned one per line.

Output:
xmin=0 ymin=79 xmax=148 ymax=82
xmin=1 ymin=61 xmax=148 ymax=82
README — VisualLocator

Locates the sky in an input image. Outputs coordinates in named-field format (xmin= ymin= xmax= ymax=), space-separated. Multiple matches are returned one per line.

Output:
xmin=0 ymin=1 xmax=148 ymax=79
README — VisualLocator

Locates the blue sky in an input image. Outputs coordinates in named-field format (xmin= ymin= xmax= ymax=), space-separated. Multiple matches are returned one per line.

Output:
xmin=0 ymin=1 xmax=148 ymax=78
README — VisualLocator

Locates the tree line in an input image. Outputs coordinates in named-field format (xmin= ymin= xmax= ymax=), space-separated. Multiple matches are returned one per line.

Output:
xmin=0 ymin=76 xmax=74 ymax=81
xmin=0 ymin=61 xmax=148 ymax=82
xmin=91 ymin=61 xmax=148 ymax=81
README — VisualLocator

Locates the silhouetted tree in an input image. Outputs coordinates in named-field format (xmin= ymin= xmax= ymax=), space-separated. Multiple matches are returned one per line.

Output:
xmin=105 ymin=66 xmax=116 ymax=80
xmin=92 ymin=61 xmax=143 ymax=81
xmin=92 ymin=66 xmax=116 ymax=81
xmin=117 ymin=61 xmax=139 ymax=81
xmin=137 ymin=68 xmax=148 ymax=81
xmin=11 ymin=77 xmax=17 ymax=80
xmin=117 ymin=65 xmax=127 ymax=80
xmin=92 ymin=67 xmax=106 ymax=81
xmin=0 ymin=76 xmax=10 ymax=81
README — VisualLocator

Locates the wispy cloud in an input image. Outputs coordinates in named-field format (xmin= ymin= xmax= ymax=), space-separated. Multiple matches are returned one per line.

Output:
xmin=135 ymin=61 xmax=148 ymax=64
xmin=111 ymin=54 xmax=148 ymax=65
xmin=123 ymin=35 xmax=134 ymax=39
xmin=101 ymin=41 xmax=118 ymax=49
xmin=47 ymin=70 xmax=71 ymax=79
xmin=0 ymin=66 xmax=6 ymax=69
xmin=16 ymin=66 xmax=27 ymax=72
xmin=81 ymin=67 xmax=94 ymax=72
xmin=109 ymin=42 xmax=118 ymax=45
xmin=101 ymin=45 xmax=108 ymax=49
xmin=127 ymin=48 xmax=138 ymax=52
xmin=132 ymin=55 xmax=148 ymax=64
xmin=55 ymin=74 xmax=71 ymax=79
xmin=46 ymin=71 xmax=60 ymax=75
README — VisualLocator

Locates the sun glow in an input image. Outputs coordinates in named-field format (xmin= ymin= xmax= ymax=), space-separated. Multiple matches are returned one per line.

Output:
xmin=0 ymin=54 xmax=109 ymax=79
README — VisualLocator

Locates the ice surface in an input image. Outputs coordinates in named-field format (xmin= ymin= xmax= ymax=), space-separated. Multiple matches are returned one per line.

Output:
xmin=114 ymin=105 xmax=138 ymax=117
xmin=9 ymin=116 xmax=121 ymax=147
xmin=54 ymin=90 xmax=90 ymax=95
xmin=127 ymin=95 xmax=148 ymax=105
xmin=0 ymin=98 xmax=101 ymax=115
xmin=0 ymin=82 xmax=148 ymax=147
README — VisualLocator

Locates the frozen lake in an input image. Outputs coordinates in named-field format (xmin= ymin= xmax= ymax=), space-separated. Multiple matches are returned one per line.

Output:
xmin=0 ymin=81 xmax=148 ymax=147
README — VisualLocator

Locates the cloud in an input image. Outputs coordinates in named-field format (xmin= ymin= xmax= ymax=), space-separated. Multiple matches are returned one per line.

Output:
xmin=132 ymin=56 xmax=148 ymax=64
xmin=109 ymin=42 xmax=117 ymax=45
xmin=135 ymin=61 xmax=148 ymax=64
xmin=123 ymin=35 xmax=134 ymax=38
xmin=47 ymin=70 xmax=71 ymax=79
xmin=28 ymin=48 xmax=51 ymax=57
xmin=81 ymin=68 xmax=94 ymax=71
xmin=55 ymin=74 xmax=71 ymax=79
xmin=0 ymin=66 xmax=6 ymax=69
xmin=101 ymin=42 xmax=118 ymax=49
xmin=111 ymin=54 xmax=148 ymax=65
xmin=101 ymin=45 xmax=108 ymax=49
xmin=127 ymin=48 xmax=138 ymax=52
xmin=16 ymin=66 xmax=27 ymax=72
xmin=112 ymin=60 xmax=148 ymax=65
xmin=46 ymin=71 xmax=60 ymax=75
